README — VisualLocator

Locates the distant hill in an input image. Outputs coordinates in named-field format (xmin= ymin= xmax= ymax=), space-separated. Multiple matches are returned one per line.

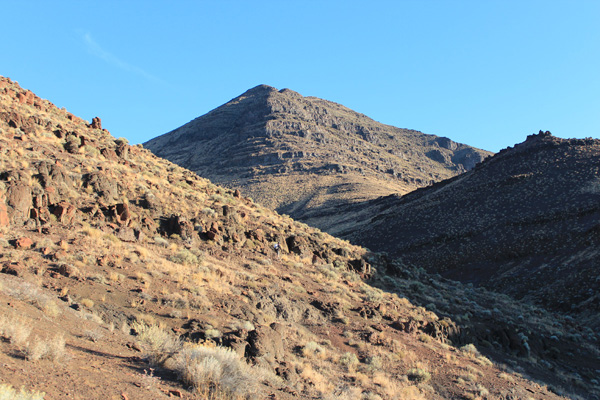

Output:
xmin=345 ymin=131 xmax=600 ymax=328
xmin=144 ymin=85 xmax=491 ymax=232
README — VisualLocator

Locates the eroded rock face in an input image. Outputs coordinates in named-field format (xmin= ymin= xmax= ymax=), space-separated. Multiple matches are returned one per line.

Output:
xmin=90 ymin=117 xmax=102 ymax=130
xmin=0 ymin=190 xmax=9 ymax=227
xmin=84 ymin=172 xmax=119 ymax=203
xmin=245 ymin=323 xmax=285 ymax=364
xmin=7 ymin=184 xmax=32 ymax=224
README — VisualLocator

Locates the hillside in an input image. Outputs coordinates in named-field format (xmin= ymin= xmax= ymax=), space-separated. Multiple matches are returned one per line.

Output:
xmin=1 ymin=77 xmax=598 ymax=399
xmin=344 ymin=131 xmax=600 ymax=329
xmin=143 ymin=85 xmax=491 ymax=233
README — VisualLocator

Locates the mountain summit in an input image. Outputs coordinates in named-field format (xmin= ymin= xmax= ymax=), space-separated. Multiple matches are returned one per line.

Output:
xmin=144 ymin=86 xmax=491 ymax=232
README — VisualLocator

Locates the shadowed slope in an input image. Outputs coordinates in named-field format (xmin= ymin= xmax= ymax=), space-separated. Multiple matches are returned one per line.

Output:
xmin=346 ymin=131 xmax=600 ymax=328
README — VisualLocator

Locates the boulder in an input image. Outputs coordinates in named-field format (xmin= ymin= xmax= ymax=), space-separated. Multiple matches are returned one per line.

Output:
xmin=116 ymin=227 xmax=137 ymax=242
xmin=15 ymin=237 xmax=34 ymax=249
xmin=1 ymin=261 xmax=25 ymax=276
xmin=286 ymin=235 xmax=309 ymax=255
xmin=51 ymin=201 xmax=77 ymax=224
xmin=7 ymin=184 xmax=32 ymax=224
xmin=245 ymin=323 xmax=285 ymax=364
xmin=0 ymin=191 xmax=9 ymax=226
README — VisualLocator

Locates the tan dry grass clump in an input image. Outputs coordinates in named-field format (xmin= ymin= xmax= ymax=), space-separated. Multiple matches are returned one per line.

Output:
xmin=174 ymin=345 xmax=269 ymax=399
xmin=0 ymin=384 xmax=45 ymax=400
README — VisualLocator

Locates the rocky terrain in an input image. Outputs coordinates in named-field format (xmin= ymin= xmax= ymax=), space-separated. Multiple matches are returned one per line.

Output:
xmin=144 ymin=85 xmax=491 ymax=233
xmin=342 ymin=131 xmax=600 ymax=331
xmin=1 ymin=76 xmax=599 ymax=399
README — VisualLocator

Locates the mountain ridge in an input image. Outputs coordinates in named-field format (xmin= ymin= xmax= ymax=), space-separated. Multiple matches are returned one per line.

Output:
xmin=342 ymin=130 xmax=600 ymax=329
xmin=144 ymin=85 xmax=492 ymax=233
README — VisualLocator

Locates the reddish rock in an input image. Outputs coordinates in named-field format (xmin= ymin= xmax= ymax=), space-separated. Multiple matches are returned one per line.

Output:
xmin=0 ymin=195 xmax=8 ymax=227
xmin=90 ymin=116 xmax=102 ymax=130
xmin=57 ymin=263 xmax=82 ymax=279
xmin=52 ymin=201 xmax=76 ymax=224
xmin=7 ymin=184 xmax=32 ymax=223
xmin=115 ymin=203 xmax=131 ymax=225
xmin=1 ymin=262 xmax=25 ymax=276
xmin=206 ymin=231 xmax=218 ymax=241
xmin=53 ymin=250 xmax=69 ymax=261
xmin=15 ymin=237 xmax=34 ymax=249
xmin=116 ymin=227 xmax=137 ymax=242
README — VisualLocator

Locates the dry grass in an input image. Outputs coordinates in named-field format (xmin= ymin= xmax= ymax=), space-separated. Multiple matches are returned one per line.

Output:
xmin=25 ymin=334 xmax=66 ymax=362
xmin=0 ymin=384 xmax=45 ymax=400
xmin=174 ymin=345 xmax=269 ymax=399
xmin=134 ymin=323 xmax=182 ymax=366
xmin=0 ymin=313 xmax=31 ymax=348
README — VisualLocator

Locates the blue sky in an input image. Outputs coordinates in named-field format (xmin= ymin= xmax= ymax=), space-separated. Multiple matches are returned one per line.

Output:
xmin=1 ymin=1 xmax=598 ymax=152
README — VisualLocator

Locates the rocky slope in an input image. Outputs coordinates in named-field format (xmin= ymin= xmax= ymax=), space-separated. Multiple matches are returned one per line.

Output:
xmin=144 ymin=85 xmax=491 ymax=233
xmin=1 ymin=77 xmax=598 ymax=399
xmin=344 ymin=131 xmax=600 ymax=330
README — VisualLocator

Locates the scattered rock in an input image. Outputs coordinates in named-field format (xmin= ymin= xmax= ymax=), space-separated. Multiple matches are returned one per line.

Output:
xmin=57 ymin=263 xmax=82 ymax=279
xmin=15 ymin=237 xmax=34 ymax=249
xmin=51 ymin=201 xmax=77 ymax=224
xmin=245 ymin=323 xmax=285 ymax=364
xmin=116 ymin=227 xmax=137 ymax=242
xmin=1 ymin=261 xmax=25 ymax=276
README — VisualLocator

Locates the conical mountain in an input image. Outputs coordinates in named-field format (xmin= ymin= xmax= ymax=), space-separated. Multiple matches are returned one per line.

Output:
xmin=345 ymin=131 xmax=600 ymax=328
xmin=144 ymin=85 xmax=491 ymax=233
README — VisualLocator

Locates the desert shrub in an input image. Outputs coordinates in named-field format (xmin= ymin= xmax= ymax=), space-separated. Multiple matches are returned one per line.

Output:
xmin=339 ymin=352 xmax=359 ymax=372
xmin=0 ymin=279 xmax=60 ymax=316
xmin=0 ymin=384 xmax=45 ymax=400
xmin=134 ymin=323 xmax=183 ymax=366
xmin=302 ymin=341 xmax=325 ymax=358
xmin=25 ymin=334 xmax=65 ymax=362
xmin=169 ymin=249 xmax=200 ymax=266
xmin=407 ymin=368 xmax=431 ymax=383
xmin=174 ymin=345 xmax=265 ymax=398
xmin=153 ymin=236 xmax=169 ymax=247
xmin=0 ymin=314 xmax=31 ymax=347
xmin=460 ymin=343 xmax=480 ymax=356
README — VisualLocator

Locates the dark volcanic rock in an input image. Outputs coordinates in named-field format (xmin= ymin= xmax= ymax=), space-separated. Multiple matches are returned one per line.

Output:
xmin=348 ymin=132 xmax=600 ymax=324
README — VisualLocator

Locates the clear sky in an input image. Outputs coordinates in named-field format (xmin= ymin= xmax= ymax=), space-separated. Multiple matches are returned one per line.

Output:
xmin=1 ymin=1 xmax=598 ymax=152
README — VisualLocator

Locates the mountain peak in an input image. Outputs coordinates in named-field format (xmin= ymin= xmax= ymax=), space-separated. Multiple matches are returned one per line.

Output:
xmin=241 ymin=84 xmax=278 ymax=96
xmin=145 ymin=87 xmax=491 ymax=233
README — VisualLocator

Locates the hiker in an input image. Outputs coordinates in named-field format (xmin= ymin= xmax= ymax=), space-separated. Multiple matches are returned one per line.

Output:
xmin=273 ymin=242 xmax=281 ymax=258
